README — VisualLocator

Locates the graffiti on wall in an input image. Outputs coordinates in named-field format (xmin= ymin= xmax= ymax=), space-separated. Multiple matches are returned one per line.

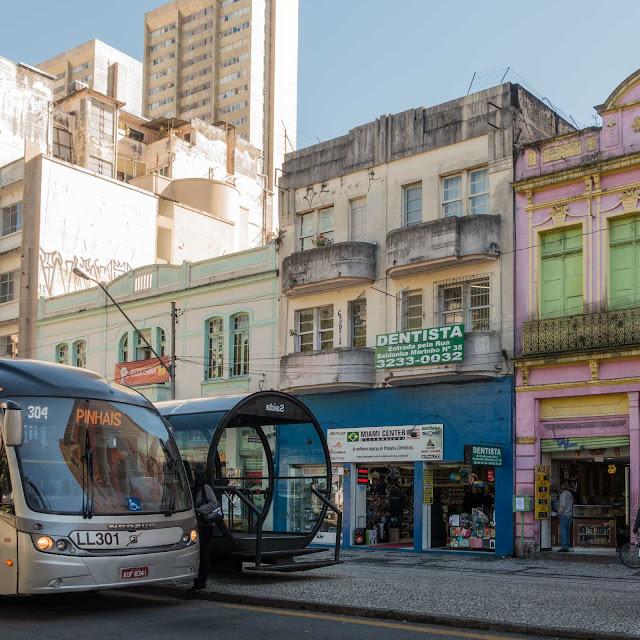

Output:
xmin=39 ymin=249 xmax=131 ymax=297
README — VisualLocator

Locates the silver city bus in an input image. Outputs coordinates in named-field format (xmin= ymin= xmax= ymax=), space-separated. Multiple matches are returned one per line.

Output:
xmin=0 ymin=359 xmax=199 ymax=595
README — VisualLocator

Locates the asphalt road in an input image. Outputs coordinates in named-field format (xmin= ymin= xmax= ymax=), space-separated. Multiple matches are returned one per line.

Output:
xmin=0 ymin=589 xmax=569 ymax=640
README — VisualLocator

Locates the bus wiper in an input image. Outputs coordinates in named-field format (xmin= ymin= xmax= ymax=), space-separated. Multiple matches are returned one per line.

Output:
xmin=159 ymin=439 xmax=178 ymax=517
xmin=82 ymin=429 xmax=95 ymax=519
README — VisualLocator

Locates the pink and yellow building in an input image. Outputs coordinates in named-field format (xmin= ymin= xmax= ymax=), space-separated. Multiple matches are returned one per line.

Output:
xmin=514 ymin=70 xmax=640 ymax=554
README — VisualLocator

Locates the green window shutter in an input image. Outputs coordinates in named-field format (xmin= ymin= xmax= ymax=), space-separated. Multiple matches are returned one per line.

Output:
xmin=609 ymin=214 xmax=640 ymax=309
xmin=540 ymin=227 xmax=583 ymax=318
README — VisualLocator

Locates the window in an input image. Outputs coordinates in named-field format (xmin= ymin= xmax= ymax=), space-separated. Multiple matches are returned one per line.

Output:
xmin=52 ymin=127 xmax=72 ymax=162
xmin=439 ymin=276 xmax=490 ymax=332
xmin=540 ymin=226 xmax=583 ymax=318
xmin=218 ymin=84 xmax=248 ymax=100
xmin=221 ymin=0 xmax=241 ymax=7
xmin=157 ymin=328 xmax=167 ymax=357
xmin=219 ymin=37 xmax=248 ymax=53
xmin=88 ymin=156 xmax=113 ymax=177
xmin=219 ymin=100 xmax=248 ymax=115
xmin=350 ymin=198 xmax=367 ymax=241
xmin=116 ymin=156 xmax=147 ymax=183
xmin=0 ymin=334 xmax=18 ymax=357
xmin=74 ymin=341 xmax=87 ymax=368
xmin=610 ymin=213 xmax=640 ymax=309
xmin=71 ymin=60 xmax=92 ymax=74
xmin=220 ymin=53 xmax=248 ymax=68
xmin=207 ymin=318 xmax=224 ymax=379
xmin=229 ymin=116 xmax=247 ymax=126
xmin=220 ymin=21 xmax=249 ymax=37
xmin=149 ymin=37 xmax=176 ymax=53
xmin=135 ymin=329 xmax=153 ymax=361
xmin=404 ymin=183 xmax=422 ymax=226
xmin=220 ymin=6 xmax=249 ymax=22
xmin=299 ymin=207 xmax=334 ymax=251
xmin=149 ymin=82 xmax=175 ymax=96
xmin=295 ymin=306 xmax=333 ymax=352
xmin=0 ymin=431 xmax=13 ymax=513
xmin=56 ymin=343 xmax=69 ymax=365
xmin=180 ymin=82 xmax=211 ymax=98
xmin=151 ymin=52 xmax=176 ymax=66
xmin=350 ymin=298 xmax=367 ymax=347
xmin=0 ymin=271 xmax=19 ymax=304
xmin=443 ymin=175 xmax=462 ymax=217
xmin=219 ymin=69 xmax=248 ymax=84
xmin=149 ymin=96 xmax=174 ymax=110
xmin=150 ymin=23 xmax=176 ymax=38
xmin=183 ymin=66 xmax=212 ymax=82
xmin=441 ymin=167 xmax=490 ymax=217
xmin=119 ymin=334 xmax=129 ymax=363
xmin=400 ymin=290 xmax=422 ymax=330
xmin=232 ymin=314 xmax=250 ymax=376
xmin=152 ymin=66 xmax=175 ymax=80
xmin=89 ymin=99 xmax=114 ymax=143
xmin=2 ymin=203 xmax=22 ymax=237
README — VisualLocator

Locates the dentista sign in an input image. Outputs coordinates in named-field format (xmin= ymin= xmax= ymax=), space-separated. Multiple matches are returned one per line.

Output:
xmin=375 ymin=324 xmax=464 ymax=370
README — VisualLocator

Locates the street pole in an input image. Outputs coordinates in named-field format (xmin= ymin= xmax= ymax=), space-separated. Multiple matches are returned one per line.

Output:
xmin=170 ymin=301 xmax=177 ymax=400
xmin=72 ymin=267 xmax=170 ymax=389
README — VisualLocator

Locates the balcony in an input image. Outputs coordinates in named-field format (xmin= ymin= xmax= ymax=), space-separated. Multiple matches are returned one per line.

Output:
xmin=282 ymin=242 xmax=377 ymax=296
xmin=280 ymin=347 xmax=375 ymax=393
xmin=384 ymin=331 xmax=503 ymax=386
xmin=386 ymin=215 xmax=500 ymax=278
xmin=522 ymin=307 xmax=640 ymax=356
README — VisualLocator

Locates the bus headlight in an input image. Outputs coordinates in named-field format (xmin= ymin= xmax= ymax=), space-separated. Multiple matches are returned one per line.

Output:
xmin=190 ymin=529 xmax=198 ymax=544
xmin=36 ymin=536 xmax=54 ymax=551
xmin=55 ymin=539 xmax=68 ymax=552
xmin=182 ymin=533 xmax=190 ymax=544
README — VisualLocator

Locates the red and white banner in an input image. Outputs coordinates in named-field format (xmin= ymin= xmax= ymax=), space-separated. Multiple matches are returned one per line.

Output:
xmin=115 ymin=356 xmax=169 ymax=387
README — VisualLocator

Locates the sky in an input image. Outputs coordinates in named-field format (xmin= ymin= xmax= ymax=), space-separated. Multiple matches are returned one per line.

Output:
xmin=3 ymin=0 xmax=640 ymax=148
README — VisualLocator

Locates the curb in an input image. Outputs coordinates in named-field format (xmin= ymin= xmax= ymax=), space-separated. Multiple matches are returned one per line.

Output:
xmin=137 ymin=585 xmax=637 ymax=640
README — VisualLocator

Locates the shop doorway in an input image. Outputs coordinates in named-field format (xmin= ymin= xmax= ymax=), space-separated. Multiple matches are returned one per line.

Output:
xmin=547 ymin=446 xmax=630 ymax=552
xmin=430 ymin=462 xmax=496 ymax=551
xmin=355 ymin=464 xmax=414 ymax=547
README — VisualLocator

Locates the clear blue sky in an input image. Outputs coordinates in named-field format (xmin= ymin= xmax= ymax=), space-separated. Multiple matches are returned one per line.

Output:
xmin=3 ymin=0 xmax=639 ymax=148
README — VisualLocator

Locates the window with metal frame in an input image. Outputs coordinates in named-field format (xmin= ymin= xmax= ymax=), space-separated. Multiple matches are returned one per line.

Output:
xmin=2 ymin=203 xmax=22 ymax=237
xmin=0 ymin=271 xmax=19 ymax=304
xmin=135 ymin=329 xmax=153 ymax=361
xmin=404 ymin=183 xmax=422 ymax=226
xmin=0 ymin=334 xmax=18 ymax=358
xmin=157 ymin=328 xmax=167 ymax=357
xmin=56 ymin=343 xmax=69 ymax=365
xmin=443 ymin=175 xmax=463 ymax=217
xmin=74 ymin=341 xmax=87 ymax=368
xmin=441 ymin=167 xmax=490 ymax=218
xmin=232 ymin=313 xmax=250 ymax=376
xmin=119 ymin=334 xmax=129 ymax=363
xmin=401 ymin=290 xmax=422 ymax=330
xmin=350 ymin=297 xmax=367 ymax=347
xmin=438 ymin=276 xmax=490 ymax=332
xmin=469 ymin=168 xmax=489 ymax=215
xmin=295 ymin=306 xmax=333 ymax=352
xmin=299 ymin=207 xmax=334 ymax=251
xmin=207 ymin=318 xmax=224 ymax=379
xmin=89 ymin=99 xmax=114 ymax=143
xmin=52 ymin=128 xmax=72 ymax=162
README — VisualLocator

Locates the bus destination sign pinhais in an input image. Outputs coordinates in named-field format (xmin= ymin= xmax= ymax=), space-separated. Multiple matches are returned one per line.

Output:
xmin=375 ymin=324 xmax=464 ymax=370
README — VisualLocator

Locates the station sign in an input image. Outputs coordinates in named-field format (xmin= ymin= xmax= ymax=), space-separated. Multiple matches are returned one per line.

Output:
xmin=327 ymin=425 xmax=443 ymax=463
xmin=375 ymin=325 xmax=464 ymax=370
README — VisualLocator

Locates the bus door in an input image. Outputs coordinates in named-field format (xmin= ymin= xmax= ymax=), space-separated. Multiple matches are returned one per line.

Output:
xmin=0 ymin=434 xmax=17 ymax=595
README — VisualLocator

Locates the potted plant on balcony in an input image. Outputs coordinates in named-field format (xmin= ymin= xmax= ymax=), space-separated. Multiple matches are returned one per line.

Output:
xmin=312 ymin=233 xmax=332 ymax=248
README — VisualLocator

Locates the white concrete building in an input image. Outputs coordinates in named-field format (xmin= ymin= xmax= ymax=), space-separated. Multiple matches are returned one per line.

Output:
xmin=38 ymin=39 xmax=144 ymax=118
xmin=36 ymin=244 xmax=278 ymax=401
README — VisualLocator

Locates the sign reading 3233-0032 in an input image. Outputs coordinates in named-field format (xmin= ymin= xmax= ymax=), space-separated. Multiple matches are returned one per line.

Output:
xmin=375 ymin=324 xmax=465 ymax=370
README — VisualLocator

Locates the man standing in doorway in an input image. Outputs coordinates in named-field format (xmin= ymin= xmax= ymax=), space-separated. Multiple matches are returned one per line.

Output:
xmin=557 ymin=484 xmax=574 ymax=552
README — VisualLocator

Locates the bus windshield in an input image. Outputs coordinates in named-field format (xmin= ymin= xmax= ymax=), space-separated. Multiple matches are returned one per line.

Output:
xmin=13 ymin=397 xmax=191 ymax=516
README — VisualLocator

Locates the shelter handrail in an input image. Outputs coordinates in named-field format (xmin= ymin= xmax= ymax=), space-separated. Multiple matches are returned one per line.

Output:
xmin=311 ymin=487 xmax=342 ymax=563
xmin=214 ymin=484 xmax=264 ymax=567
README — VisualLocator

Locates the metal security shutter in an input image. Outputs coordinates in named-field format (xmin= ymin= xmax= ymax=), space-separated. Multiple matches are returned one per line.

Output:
xmin=541 ymin=435 xmax=630 ymax=452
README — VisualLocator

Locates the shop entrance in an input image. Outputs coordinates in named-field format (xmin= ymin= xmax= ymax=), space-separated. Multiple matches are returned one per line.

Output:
xmin=430 ymin=462 xmax=496 ymax=551
xmin=547 ymin=446 xmax=630 ymax=552
xmin=355 ymin=464 xmax=414 ymax=547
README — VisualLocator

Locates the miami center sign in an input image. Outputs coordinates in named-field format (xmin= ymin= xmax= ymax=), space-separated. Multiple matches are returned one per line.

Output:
xmin=327 ymin=425 xmax=444 ymax=462
xmin=375 ymin=325 xmax=464 ymax=370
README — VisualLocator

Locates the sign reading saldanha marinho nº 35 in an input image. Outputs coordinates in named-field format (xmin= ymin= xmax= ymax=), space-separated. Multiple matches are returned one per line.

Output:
xmin=375 ymin=324 xmax=465 ymax=370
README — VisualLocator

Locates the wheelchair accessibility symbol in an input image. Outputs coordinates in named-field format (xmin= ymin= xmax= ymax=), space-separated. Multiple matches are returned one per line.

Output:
xmin=127 ymin=497 xmax=142 ymax=512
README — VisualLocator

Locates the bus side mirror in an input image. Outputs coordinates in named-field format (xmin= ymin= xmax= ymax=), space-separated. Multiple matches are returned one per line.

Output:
xmin=0 ymin=403 xmax=24 ymax=447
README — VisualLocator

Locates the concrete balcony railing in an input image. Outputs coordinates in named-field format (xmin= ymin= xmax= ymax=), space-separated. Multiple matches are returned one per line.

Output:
xmin=282 ymin=242 xmax=377 ymax=296
xmin=384 ymin=331 xmax=504 ymax=385
xmin=386 ymin=215 xmax=501 ymax=278
xmin=280 ymin=347 xmax=375 ymax=393
xmin=522 ymin=306 xmax=640 ymax=356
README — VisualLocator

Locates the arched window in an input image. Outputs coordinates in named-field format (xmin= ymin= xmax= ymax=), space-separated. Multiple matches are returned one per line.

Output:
xmin=74 ymin=341 xmax=87 ymax=368
xmin=207 ymin=318 xmax=224 ymax=379
xmin=232 ymin=313 xmax=250 ymax=377
xmin=56 ymin=343 xmax=69 ymax=365
xmin=135 ymin=329 xmax=152 ymax=361
xmin=157 ymin=328 xmax=167 ymax=357
xmin=119 ymin=333 xmax=129 ymax=363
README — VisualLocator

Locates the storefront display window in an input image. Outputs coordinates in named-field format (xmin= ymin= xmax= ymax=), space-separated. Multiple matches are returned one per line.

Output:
xmin=431 ymin=463 xmax=496 ymax=551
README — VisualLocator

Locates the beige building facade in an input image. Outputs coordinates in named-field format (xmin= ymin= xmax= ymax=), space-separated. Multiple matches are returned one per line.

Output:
xmin=38 ymin=39 xmax=144 ymax=118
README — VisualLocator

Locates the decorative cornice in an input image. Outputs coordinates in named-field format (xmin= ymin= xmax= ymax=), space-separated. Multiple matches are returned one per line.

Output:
xmin=515 ymin=345 xmax=640 ymax=368
xmin=516 ymin=376 xmax=640 ymax=392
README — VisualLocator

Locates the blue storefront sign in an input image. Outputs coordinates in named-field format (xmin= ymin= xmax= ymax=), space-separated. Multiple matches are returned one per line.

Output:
xmin=298 ymin=376 xmax=514 ymax=557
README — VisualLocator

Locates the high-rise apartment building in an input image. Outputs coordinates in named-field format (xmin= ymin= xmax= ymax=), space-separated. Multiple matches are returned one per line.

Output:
xmin=38 ymin=39 xmax=144 ymax=117
xmin=143 ymin=0 xmax=297 ymax=197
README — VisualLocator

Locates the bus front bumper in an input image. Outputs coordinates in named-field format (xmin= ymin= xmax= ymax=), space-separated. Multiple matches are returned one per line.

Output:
xmin=17 ymin=533 xmax=199 ymax=594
